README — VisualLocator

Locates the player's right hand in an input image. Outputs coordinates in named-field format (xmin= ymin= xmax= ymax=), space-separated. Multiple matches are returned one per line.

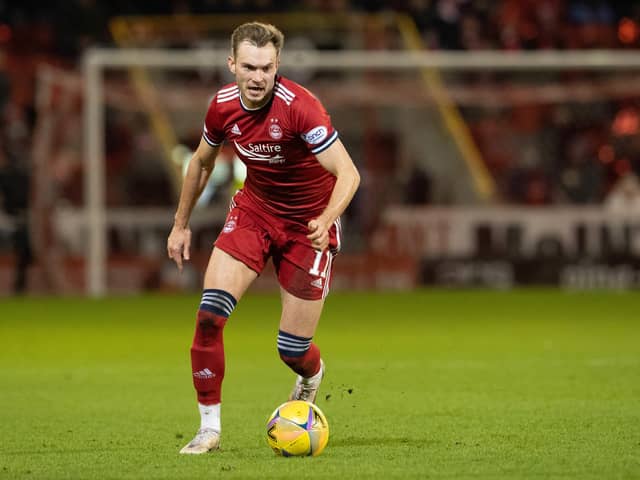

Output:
xmin=307 ymin=218 xmax=330 ymax=251
xmin=167 ymin=225 xmax=192 ymax=272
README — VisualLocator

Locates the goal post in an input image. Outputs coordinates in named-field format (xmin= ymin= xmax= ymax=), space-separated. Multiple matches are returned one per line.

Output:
xmin=82 ymin=48 xmax=640 ymax=297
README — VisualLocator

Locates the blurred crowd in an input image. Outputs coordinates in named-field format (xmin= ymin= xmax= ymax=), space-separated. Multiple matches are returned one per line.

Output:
xmin=3 ymin=1 xmax=640 ymax=55
xmin=1 ymin=0 xmax=640 ymax=218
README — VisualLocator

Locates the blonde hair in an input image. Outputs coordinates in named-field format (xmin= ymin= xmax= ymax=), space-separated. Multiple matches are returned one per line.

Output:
xmin=231 ymin=22 xmax=284 ymax=58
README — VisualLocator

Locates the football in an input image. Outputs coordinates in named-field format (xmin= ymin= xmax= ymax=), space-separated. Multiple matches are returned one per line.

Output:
xmin=266 ymin=400 xmax=329 ymax=457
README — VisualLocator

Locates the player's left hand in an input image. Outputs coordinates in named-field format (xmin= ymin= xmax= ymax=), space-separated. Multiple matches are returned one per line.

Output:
xmin=307 ymin=218 xmax=330 ymax=251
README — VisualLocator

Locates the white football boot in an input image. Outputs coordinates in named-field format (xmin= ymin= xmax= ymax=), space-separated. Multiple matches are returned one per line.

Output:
xmin=179 ymin=428 xmax=220 ymax=454
xmin=289 ymin=359 xmax=325 ymax=403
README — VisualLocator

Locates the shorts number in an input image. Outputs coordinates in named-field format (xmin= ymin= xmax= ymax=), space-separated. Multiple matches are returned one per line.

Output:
xmin=309 ymin=250 xmax=331 ymax=278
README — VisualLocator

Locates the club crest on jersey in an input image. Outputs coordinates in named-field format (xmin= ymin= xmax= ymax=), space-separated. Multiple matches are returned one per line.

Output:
xmin=268 ymin=118 xmax=283 ymax=140
xmin=302 ymin=126 xmax=328 ymax=145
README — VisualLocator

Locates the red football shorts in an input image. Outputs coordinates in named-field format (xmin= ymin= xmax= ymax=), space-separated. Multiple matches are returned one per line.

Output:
xmin=214 ymin=191 xmax=341 ymax=300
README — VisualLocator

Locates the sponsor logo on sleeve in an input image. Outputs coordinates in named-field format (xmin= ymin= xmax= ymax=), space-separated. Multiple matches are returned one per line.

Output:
xmin=302 ymin=126 xmax=328 ymax=145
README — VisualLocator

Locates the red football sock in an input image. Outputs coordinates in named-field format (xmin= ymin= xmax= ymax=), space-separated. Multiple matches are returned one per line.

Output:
xmin=280 ymin=343 xmax=321 ymax=378
xmin=191 ymin=309 xmax=227 ymax=405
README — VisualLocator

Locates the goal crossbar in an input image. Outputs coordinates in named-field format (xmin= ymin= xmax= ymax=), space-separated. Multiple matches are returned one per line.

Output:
xmin=86 ymin=48 xmax=640 ymax=71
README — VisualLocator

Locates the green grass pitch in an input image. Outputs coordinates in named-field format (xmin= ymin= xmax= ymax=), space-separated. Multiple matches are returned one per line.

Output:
xmin=1 ymin=290 xmax=639 ymax=479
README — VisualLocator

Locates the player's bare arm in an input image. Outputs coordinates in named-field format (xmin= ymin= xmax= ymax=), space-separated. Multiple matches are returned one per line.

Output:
xmin=167 ymin=138 xmax=220 ymax=271
xmin=308 ymin=139 xmax=360 ymax=251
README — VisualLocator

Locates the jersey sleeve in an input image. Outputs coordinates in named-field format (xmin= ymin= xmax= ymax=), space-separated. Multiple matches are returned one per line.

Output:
xmin=202 ymin=97 xmax=225 ymax=147
xmin=294 ymin=91 xmax=339 ymax=155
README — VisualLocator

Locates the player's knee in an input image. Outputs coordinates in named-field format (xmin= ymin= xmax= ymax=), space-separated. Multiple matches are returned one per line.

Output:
xmin=277 ymin=330 xmax=311 ymax=364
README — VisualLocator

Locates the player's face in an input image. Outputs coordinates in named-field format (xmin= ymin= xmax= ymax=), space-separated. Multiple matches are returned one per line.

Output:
xmin=228 ymin=41 xmax=279 ymax=109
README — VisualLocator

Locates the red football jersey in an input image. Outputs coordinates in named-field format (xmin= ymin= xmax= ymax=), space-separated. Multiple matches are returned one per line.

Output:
xmin=202 ymin=76 xmax=338 ymax=222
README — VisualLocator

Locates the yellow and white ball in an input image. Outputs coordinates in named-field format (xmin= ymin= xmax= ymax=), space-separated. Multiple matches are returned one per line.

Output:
xmin=266 ymin=400 xmax=329 ymax=457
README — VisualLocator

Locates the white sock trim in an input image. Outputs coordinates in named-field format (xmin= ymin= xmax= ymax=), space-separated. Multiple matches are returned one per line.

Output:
xmin=198 ymin=402 xmax=221 ymax=432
